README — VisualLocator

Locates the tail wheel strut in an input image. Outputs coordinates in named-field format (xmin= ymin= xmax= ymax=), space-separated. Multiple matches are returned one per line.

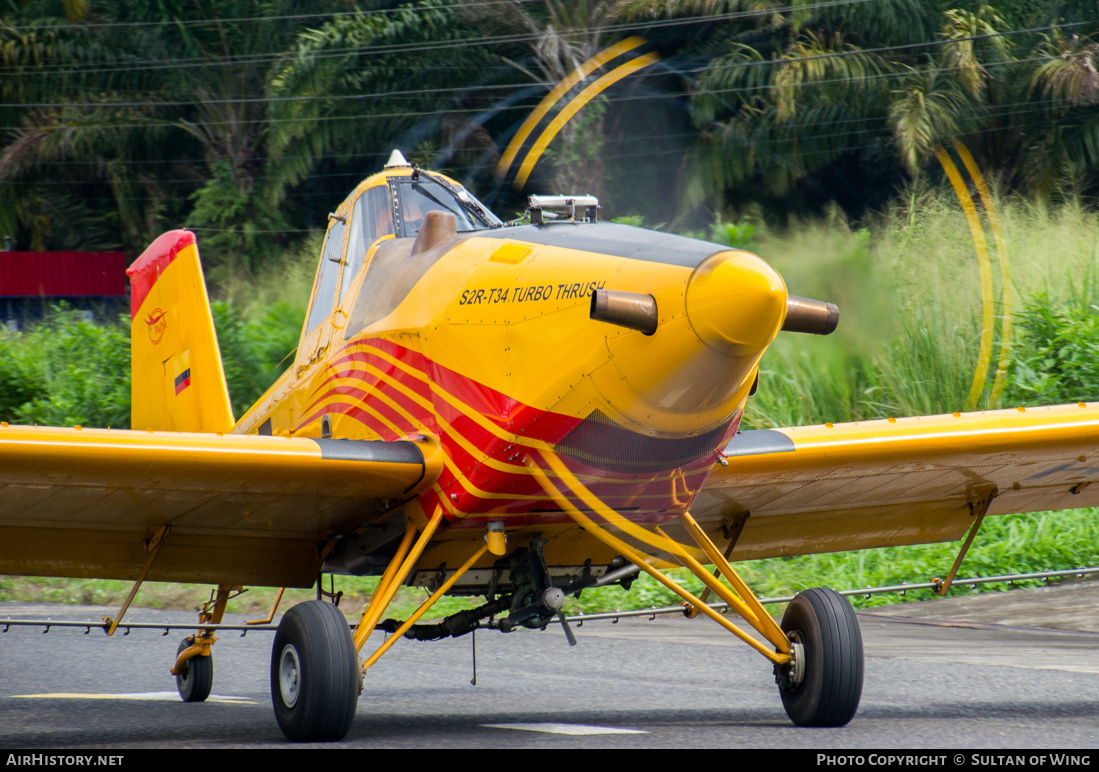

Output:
xmin=170 ymin=583 xmax=240 ymax=703
xmin=175 ymin=638 xmax=213 ymax=702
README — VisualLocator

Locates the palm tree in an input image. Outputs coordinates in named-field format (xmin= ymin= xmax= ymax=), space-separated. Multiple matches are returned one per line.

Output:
xmin=675 ymin=2 xmax=1099 ymax=220
xmin=0 ymin=1 xmax=342 ymax=264
xmin=264 ymin=1 xmax=491 ymax=208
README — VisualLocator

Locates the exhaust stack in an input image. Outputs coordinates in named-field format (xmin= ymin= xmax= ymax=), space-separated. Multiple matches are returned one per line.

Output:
xmin=590 ymin=289 xmax=658 ymax=335
xmin=782 ymin=295 xmax=840 ymax=335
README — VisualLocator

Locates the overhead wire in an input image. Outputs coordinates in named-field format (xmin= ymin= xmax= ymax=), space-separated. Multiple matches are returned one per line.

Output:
xmin=0 ymin=72 xmax=1079 ymax=137
xmin=0 ymin=0 xmax=543 ymax=32
xmin=56 ymin=0 xmax=1089 ymax=82
xmin=1 ymin=5 xmax=1095 ymax=229
xmin=0 ymin=50 xmax=1081 ymax=133
xmin=0 ymin=18 xmax=1088 ymax=127
xmin=6 ymin=26 xmax=1088 ymax=118
xmin=0 ymin=76 xmax=1084 ymax=182
xmin=0 ymin=97 xmax=1078 ymax=194
xmin=0 ymin=103 xmax=1078 ymax=233
xmin=0 ymin=0 xmax=885 ymax=76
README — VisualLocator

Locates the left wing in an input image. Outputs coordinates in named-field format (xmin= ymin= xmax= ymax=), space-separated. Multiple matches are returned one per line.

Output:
xmin=0 ymin=425 xmax=441 ymax=587
xmin=689 ymin=402 xmax=1099 ymax=560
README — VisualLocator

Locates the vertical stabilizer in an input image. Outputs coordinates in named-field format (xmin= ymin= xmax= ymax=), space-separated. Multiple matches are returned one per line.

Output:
xmin=127 ymin=230 xmax=234 ymax=433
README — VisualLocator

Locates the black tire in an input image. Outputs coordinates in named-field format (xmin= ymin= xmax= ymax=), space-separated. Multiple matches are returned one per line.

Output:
xmin=776 ymin=588 xmax=863 ymax=727
xmin=271 ymin=601 xmax=359 ymax=742
xmin=175 ymin=638 xmax=213 ymax=703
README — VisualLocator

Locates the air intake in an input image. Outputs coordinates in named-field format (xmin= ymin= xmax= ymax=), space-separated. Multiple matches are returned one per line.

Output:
xmin=554 ymin=410 xmax=731 ymax=474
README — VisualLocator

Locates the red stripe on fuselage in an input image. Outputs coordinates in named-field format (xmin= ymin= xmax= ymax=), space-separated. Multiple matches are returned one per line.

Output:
xmin=293 ymin=336 xmax=737 ymax=525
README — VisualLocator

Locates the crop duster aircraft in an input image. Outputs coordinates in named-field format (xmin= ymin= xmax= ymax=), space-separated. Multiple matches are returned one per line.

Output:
xmin=3 ymin=150 xmax=1099 ymax=741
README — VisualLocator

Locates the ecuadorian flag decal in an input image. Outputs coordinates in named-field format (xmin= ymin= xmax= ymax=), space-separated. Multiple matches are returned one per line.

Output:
xmin=174 ymin=368 xmax=191 ymax=395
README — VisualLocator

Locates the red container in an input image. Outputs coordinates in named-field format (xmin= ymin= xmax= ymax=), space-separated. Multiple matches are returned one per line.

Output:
xmin=0 ymin=252 xmax=127 ymax=297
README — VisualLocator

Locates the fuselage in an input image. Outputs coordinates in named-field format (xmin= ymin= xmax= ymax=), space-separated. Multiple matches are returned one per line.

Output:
xmin=235 ymin=167 xmax=788 ymax=542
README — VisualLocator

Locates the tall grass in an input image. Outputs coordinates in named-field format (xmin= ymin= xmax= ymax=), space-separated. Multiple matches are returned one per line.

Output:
xmin=745 ymin=184 xmax=1099 ymax=427
xmin=566 ymin=507 xmax=1099 ymax=614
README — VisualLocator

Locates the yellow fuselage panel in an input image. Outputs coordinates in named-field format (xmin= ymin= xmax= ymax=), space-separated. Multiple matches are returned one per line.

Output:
xmin=230 ymin=167 xmax=789 ymax=550
xmin=240 ymin=221 xmax=789 ymax=533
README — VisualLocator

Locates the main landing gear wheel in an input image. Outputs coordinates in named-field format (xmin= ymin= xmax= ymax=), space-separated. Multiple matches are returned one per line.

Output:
xmin=175 ymin=638 xmax=213 ymax=703
xmin=271 ymin=600 xmax=359 ymax=742
xmin=775 ymin=587 xmax=863 ymax=727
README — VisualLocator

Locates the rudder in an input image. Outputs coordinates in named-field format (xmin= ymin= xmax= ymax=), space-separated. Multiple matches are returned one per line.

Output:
xmin=127 ymin=230 xmax=234 ymax=433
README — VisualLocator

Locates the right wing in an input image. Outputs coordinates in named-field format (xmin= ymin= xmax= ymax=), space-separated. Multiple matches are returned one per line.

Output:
xmin=689 ymin=402 xmax=1099 ymax=560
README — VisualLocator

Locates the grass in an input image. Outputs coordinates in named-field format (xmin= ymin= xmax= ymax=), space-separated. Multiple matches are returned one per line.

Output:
xmin=0 ymin=575 xmax=483 ymax=622
xmin=566 ymin=508 xmax=1099 ymax=614
xmin=745 ymin=184 xmax=1099 ymax=426
xmin=5 ymin=506 xmax=1095 ymax=618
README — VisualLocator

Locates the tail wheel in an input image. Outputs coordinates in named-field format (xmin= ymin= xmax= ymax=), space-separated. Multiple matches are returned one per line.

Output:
xmin=175 ymin=638 xmax=213 ymax=703
xmin=271 ymin=600 xmax=359 ymax=742
xmin=776 ymin=587 xmax=863 ymax=727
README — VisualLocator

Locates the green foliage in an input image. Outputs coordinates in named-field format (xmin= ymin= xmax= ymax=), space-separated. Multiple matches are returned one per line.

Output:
xmin=544 ymin=95 xmax=609 ymax=198
xmin=210 ymin=300 xmax=304 ymax=418
xmin=0 ymin=305 xmax=130 ymax=428
xmin=709 ymin=219 xmax=758 ymax=251
xmin=676 ymin=0 xmax=1099 ymax=221
xmin=188 ymin=161 xmax=290 ymax=277
xmin=210 ymin=301 xmax=269 ymax=419
xmin=570 ymin=508 xmax=1099 ymax=613
xmin=265 ymin=0 xmax=493 ymax=207
xmin=7 ymin=2 xmax=1099 ymax=254
xmin=747 ymin=508 xmax=1099 ymax=608
xmin=0 ymin=295 xmax=302 ymax=429
xmin=1005 ymin=288 xmax=1099 ymax=404
xmin=741 ymin=189 xmax=1099 ymax=426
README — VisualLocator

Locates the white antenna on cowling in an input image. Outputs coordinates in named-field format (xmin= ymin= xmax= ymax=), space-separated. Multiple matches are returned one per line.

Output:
xmin=384 ymin=149 xmax=411 ymax=168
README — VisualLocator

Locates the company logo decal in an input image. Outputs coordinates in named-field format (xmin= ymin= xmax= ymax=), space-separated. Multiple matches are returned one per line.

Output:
xmin=145 ymin=308 xmax=167 ymax=345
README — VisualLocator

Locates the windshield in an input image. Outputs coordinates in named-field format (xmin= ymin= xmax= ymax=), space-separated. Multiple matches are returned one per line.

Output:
xmin=392 ymin=174 xmax=501 ymax=238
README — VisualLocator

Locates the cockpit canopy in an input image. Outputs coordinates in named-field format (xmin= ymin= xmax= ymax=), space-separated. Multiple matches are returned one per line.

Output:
xmin=390 ymin=171 xmax=502 ymax=237
xmin=302 ymin=163 xmax=502 ymax=336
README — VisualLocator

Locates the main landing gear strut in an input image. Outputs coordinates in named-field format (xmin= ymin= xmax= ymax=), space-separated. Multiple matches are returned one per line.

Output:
xmin=268 ymin=505 xmax=507 ymax=742
xmin=265 ymin=472 xmax=863 ymax=741
xmin=528 ymin=449 xmax=864 ymax=728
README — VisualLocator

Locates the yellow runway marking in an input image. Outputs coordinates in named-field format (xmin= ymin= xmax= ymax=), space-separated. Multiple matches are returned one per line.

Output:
xmin=483 ymin=722 xmax=646 ymax=735
xmin=11 ymin=691 xmax=255 ymax=704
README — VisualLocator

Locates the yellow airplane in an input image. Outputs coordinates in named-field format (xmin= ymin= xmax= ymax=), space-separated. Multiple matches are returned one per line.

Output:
xmin=3 ymin=149 xmax=1098 ymax=742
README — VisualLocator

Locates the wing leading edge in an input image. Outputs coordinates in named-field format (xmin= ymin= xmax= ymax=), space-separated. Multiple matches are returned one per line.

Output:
xmin=689 ymin=402 xmax=1099 ymax=560
xmin=0 ymin=426 xmax=442 ymax=587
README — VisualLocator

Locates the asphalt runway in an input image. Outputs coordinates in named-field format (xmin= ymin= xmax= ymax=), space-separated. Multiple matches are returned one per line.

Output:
xmin=2 ymin=581 xmax=1098 ymax=749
